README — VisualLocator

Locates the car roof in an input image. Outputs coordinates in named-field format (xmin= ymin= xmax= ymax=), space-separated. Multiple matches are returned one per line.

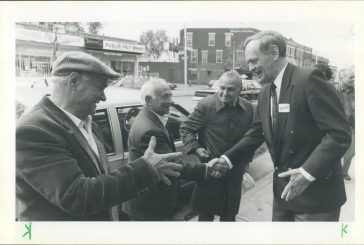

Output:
xmin=97 ymin=86 xmax=142 ymax=109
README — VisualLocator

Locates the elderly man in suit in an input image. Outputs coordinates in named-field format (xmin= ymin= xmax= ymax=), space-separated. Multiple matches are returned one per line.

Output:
xmin=210 ymin=31 xmax=351 ymax=221
xmin=179 ymin=70 xmax=255 ymax=221
xmin=122 ymin=79 xmax=228 ymax=221
xmin=16 ymin=52 xmax=182 ymax=221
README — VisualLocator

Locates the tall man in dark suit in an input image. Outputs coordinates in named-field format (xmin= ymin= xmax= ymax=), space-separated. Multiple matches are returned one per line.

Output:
xmin=210 ymin=31 xmax=351 ymax=221
xmin=16 ymin=52 xmax=182 ymax=221
xmin=122 ymin=79 xmax=228 ymax=221
xmin=180 ymin=70 xmax=255 ymax=221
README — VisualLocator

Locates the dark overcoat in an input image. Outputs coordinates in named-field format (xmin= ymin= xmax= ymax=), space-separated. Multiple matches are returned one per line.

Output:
xmin=16 ymin=96 xmax=159 ymax=221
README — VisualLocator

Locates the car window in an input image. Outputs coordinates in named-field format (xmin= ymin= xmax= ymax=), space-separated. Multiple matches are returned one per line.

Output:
xmin=116 ymin=106 xmax=143 ymax=152
xmin=93 ymin=109 xmax=115 ymax=154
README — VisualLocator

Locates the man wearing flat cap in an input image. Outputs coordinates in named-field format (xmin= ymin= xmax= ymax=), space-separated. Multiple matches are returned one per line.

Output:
xmin=16 ymin=51 xmax=182 ymax=221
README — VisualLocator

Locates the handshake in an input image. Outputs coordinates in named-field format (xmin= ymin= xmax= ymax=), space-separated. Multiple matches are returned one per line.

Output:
xmin=195 ymin=148 xmax=229 ymax=179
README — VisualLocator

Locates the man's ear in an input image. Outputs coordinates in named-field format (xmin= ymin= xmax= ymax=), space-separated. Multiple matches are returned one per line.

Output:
xmin=271 ymin=45 xmax=279 ymax=60
xmin=145 ymin=95 xmax=152 ymax=105
xmin=68 ymin=72 xmax=81 ymax=89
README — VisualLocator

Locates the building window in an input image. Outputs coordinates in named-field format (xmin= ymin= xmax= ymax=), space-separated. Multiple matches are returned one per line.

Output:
xmin=236 ymin=50 xmax=244 ymax=63
xmin=189 ymin=68 xmax=197 ymax=75
xmin=186 ymin=32 xmax=193 ymax=48
xmin=216 ymin=50 xmax=223 ymax=63
xmin=225 ymin=33 xmax=233 ymax=47
xmin=190 ymin=50 xmax=197 ymax=63
xmin=208 ymin=33 xmax=216 ymax=46
xmin=201 ymin=50 xmax=208 ymax=64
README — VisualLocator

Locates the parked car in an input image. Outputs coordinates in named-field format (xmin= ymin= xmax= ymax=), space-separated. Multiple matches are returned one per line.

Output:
xmin=94 ymin=86 xmax=199 ymax=220
xmin=193 ymin=79 xmax=262 ymax=102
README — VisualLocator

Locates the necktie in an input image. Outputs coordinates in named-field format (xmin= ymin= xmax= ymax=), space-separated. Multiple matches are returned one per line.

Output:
xmin=271 ymin=83 xmax=278 ymax=134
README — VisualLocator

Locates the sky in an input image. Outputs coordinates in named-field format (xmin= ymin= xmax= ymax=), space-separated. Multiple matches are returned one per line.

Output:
xmin=92 ymin=1 xmax=359 ymax=69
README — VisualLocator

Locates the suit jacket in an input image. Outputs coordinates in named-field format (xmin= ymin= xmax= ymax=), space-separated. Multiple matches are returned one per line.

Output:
xmin=122 ymin=106 xmax=207 ymax=221
xmin=180 ymin=94 xmax=254 ymax=216
xmin=225 ymin=63 xmax=351 ymax=213
xmin=16 ymin=96 xmax=159 ymax=221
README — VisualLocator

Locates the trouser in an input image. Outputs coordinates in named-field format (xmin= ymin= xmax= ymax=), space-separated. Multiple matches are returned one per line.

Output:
xmin=342 ymin=127 xmax=355 ymax=175
xmin=272 ymin=198 xmax=341 ymax=222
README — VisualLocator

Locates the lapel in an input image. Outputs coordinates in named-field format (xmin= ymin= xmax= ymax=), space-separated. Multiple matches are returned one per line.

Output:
xmin=41 ymin=96 xmax=103 ymax=175
xmin=273 ymin=63 xmax=295 ymax=159
xmin=143 ymin=107 xmax=175 ymax=151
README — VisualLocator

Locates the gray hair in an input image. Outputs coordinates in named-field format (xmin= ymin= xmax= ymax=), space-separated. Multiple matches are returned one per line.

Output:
xmin=219 ymin=70 xmax=242 ymax=88
xmin=244 ymin=30 xmax=287 ymax=57
xmin=140 ymin=79 xmax=169 ymax=104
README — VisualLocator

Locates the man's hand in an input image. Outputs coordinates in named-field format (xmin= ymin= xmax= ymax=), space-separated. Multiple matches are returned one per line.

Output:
xmin=206 ymin=158 xmax=229 ymax=178
xmin=195 ymin=148 xmax=210 ymax=162
xmin=143 ymin=136 xmax=183 ymax=185
xmin=242 ymin=173 xmax=255 ymax=191
xmin=278 ymin=168 xmax=311 ymax=201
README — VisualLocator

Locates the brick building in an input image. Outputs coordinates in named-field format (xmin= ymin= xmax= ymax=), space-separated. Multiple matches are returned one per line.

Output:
xmin=179 ymin=27 xmax=260 ymax=85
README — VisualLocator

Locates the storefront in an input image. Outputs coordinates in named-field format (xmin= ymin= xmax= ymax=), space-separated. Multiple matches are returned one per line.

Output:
xmin=84 ymin=37 xmax=145 ymax=79
xmin=16 ymin=24 xmax=145 ymax=79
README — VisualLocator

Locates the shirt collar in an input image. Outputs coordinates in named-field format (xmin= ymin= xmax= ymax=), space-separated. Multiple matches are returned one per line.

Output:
xmin=273 ymin=62 xmax=288 ymax=89
xmin=151 ymin=110 xmax=169 ymax=126
xmin=48 ymin=98 xmax=91 ymax=129
xmin=215 ymin=94 xmax=247 ymax=112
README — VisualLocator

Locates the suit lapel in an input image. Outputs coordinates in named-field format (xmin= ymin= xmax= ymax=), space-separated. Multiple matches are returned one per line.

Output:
xmin=92 ymin=128 xmax=108 ymax=174
xmin=273 ymin=63 xmax=295 ymax=160
xmin=143 ymin=107 xmax=175 ymax=150
xmin=41 ymin=96 xmax=102 ymax=175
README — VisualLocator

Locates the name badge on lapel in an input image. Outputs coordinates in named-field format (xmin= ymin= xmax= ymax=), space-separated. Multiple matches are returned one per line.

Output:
xmin=278 ymin=103 xmax=290 ymax=113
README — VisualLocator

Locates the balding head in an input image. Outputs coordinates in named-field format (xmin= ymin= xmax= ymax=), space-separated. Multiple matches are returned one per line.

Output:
xmin=217 ymin=70 xmax=242 ymax=105
xmin=140 ymin=79 xmax=173 ymax=115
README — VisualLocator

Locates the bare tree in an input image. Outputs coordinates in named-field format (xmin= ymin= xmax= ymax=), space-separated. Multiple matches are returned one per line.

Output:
xmin=87 ymin=22 xmax=103 ymax=34
xmin=41 ymin=22 xmax=84 ymax=61
xmin=139 ymin=30 xmax=169 ymax=59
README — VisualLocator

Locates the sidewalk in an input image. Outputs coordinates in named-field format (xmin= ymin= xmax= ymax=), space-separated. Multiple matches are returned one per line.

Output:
xmin=237 ymin=153 xmax=355 ymax=222
xmin=190 ymin=152 xmax=355 ymax=222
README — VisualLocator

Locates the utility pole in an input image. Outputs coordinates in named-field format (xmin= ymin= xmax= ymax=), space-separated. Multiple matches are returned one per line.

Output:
xmin=232 ymin=33 xmax=235 ymax=70
xmin=184 ymin=25 xmax=187 ymax=91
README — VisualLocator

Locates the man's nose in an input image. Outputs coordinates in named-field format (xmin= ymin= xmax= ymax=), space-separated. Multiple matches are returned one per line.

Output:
xmin=100 ymin=91 xmax=107 ymax=101
xmin=249 ymin=64 xmax=255 ymax=72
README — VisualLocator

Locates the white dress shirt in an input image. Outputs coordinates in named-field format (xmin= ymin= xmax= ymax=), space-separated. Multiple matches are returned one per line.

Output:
xmin=222 ymin=63 xmax=315 ymax=182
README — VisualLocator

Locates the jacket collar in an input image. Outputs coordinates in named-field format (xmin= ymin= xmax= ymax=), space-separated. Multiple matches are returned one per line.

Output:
xmin=214 ymin=94 xmax=247 ymax=112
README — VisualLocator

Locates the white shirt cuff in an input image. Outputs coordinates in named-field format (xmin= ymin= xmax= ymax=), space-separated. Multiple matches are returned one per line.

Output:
xmin=221 ymin=155 xmax=233 ymax=170
xmin=299 ymin=167 xmax=316 ymax=182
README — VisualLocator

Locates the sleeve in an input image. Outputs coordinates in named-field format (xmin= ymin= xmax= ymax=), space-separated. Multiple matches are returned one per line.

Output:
xmin=224 ymin=93 xmax=265 ymax=166
xmin=140 ymin=130 xmax=207 ymax=181
xmin=179 ymin=101 xmax=209 ymax=154
xmin=301 ymin=70 xmax=352 ymax=178
xmin=16 ymin=125 xmax=159 ymax=218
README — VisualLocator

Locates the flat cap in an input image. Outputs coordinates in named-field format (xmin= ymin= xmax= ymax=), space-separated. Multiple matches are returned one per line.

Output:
xmin=51 ymin=51 xmax=120 ymax=79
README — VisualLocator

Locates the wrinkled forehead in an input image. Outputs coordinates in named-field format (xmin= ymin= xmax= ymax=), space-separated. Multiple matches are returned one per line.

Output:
xmin=219 ymin=76 xmax=241 ymax=88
